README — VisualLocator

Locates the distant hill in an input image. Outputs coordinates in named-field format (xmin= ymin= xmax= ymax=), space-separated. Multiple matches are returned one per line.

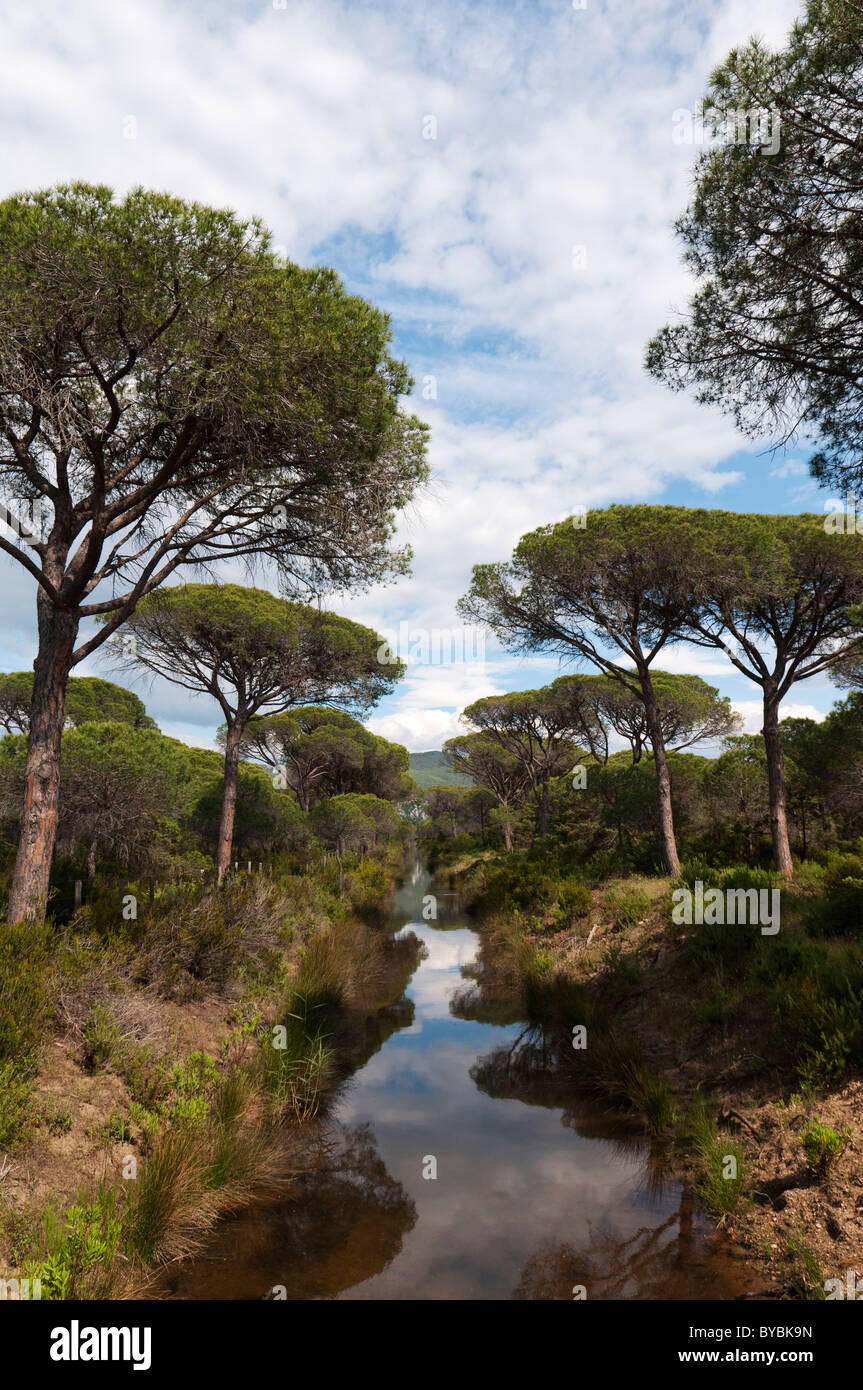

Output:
xmin=409 ymin=750 xmax=473 ymax=790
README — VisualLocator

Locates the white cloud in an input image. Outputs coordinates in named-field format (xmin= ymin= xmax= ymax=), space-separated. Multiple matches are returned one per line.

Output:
xmin=0 ymin=0 xmax=811 ymax=746
xmin=366 ymin=708 xmax=464 ymax=752
xmin=731 ymin=699 xmax=828 ymax=734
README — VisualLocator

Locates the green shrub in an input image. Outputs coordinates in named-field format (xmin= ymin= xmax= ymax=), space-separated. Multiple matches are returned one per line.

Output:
xmin=81 ymin=1003 xmax=121 ymax=1071
xmin=23 ymin=1190 xmax=123 ymax=1299
xmin=0 ymin=1061 xmax=36 ymax=1151
xmin=601 ymin=941 xmax=641 ymax=989
xmin=716 ymin=866 xmax=779 ymax=894
xmin=474 ymin=863 xmax=594 ymax=935
xmin=779 ymin=967 xmax=863 ymax=1081
xmin=823 ymin=852 xmax=863 ymax=882
xmin=811 ymin=854 xmax=863 ymax=936
xmin=0 ymin=920 xmax=54 ymax=1065
xmin=677 ymin=856 xmax=721 ymax=887
xmin=800 ymin=1118 xmax=850 ymax=1176
xmin=672 ymin=867 xmax=777 ymax=970
xmin=683 ymin=915 xmax=759 ymax=971
xmin=473 ymin=861 xmax=558 ymax=915
xmin=163 ymin=1052 xmax=219 ymax=1129
xmin=344 ymin=857 xmax=391 ymax=914
xmin=553 ymin=880 xmax=592 ymax=928
xmin=118 ymin=1045 xmax=170 ymax=1109
xmin=606 ymin=886 xmax=650 ymax=930
xmin=101 ymin=1111 xmax=132 ymax=1144
xmin=136 ymin=879 xmax=290 ymax=999
xmin=40 ymin=1099 xmax=73 ymax=1136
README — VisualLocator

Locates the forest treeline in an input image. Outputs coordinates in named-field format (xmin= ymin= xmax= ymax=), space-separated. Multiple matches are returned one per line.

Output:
xmin=0 ymin=666 xmax=417 ymax=915
xmin=423 ymin=677 xmax=863 ymax=883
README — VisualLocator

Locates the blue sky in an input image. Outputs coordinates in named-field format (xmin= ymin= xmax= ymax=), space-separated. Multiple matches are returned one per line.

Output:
xmin=0 ymin=0 xmax=843 ymax=752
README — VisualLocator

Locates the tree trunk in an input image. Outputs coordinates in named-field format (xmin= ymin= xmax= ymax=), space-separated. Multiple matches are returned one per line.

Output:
xmin=294 ymin=767 xmax=309 ymax=813
xmin=8 ymin=598 xmax=78 ymax=922
xmin=87 ymin=837 xmax=98 ymax=884
xmin=538 ymin=777 xmax=549 ymax=849
xmin=640 ymin=673 xmax=681 ymax=877
xmin=216 ymin=722 xmax=242 ymax=884
xmin=762 ymin=689 xmax=794 ymax=879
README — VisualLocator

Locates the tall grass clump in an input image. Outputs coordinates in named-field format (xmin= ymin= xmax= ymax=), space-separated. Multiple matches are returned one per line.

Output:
xmin=685 ymin=1094 xmax=750 ymax=1216
xmin=254 ymin=1011 xmax=333 ymax=1122
xmin=574 ymin=1024 xmax=676 ymax=1135
xmin=122 ymin=1123 xmax=211 ymax=1265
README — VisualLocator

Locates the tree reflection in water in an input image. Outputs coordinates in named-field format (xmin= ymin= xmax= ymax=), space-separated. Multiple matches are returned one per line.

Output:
xmin=512 ymin=1177 xmax=758 ymax=1301
xmin=470 ymin=1032 xmax=751 ymax=1300
xmin=160 ymin=1122 xmax=416 ymax=1301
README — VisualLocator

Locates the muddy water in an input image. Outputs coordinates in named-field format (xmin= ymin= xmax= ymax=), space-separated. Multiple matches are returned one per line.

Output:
xmin=164 ymin=865 xmax=755 ymax=1301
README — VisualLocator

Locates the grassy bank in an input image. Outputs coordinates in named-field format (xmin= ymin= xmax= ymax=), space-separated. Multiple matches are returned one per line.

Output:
xmin=0 ymin=845 xmax=415 ymax=1299
xmin=447 ymin=851 xmax=863 ymax=1299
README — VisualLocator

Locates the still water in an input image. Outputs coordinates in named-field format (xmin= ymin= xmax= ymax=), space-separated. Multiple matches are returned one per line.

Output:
xmin=164 ymin=864 xmax=754 ymax=1300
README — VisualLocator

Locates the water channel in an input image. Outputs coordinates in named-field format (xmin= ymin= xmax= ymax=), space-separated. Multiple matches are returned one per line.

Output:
xmin=163 ymin=863 xmax=754 ymax=1300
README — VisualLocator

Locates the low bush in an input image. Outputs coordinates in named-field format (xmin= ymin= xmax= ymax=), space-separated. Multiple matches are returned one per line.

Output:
xmin=810 ymin=853 xmax=863 ymax=937
xmin=777 ymin=961 xmax=863 ymax=1082
xmin=605 ymin=886 xmax=650 ymax=930
xmin=135 ymin=878 xmax=291 ymax=999
xmin=0 ymin=1060 xmax=36 ymax=1151
xmin=472 ymin=861 xmax=592 ymax=933
xmin=344 ymin=857 xmax=392 ymax=915
xmin=800 ymin=1118 xmax=851 ymax=1176
xmin=0 ymin=920 xmax=54 ymax=1065
xmin=553 ymin=880 xmax=592 ymax=929
xmin=22 ymin=1189 xmax=124 ymax=1300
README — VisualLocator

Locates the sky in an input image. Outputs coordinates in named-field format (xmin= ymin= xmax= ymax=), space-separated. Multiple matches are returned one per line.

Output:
xmin=0 ymin=0 xmax=843 ymax=754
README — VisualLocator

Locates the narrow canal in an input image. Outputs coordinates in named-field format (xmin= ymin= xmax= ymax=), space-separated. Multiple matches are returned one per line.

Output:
xmin=163 ymin=863 xmax=754 ymax=1300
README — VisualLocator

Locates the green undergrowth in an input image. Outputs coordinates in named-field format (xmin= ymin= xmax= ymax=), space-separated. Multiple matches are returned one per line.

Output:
xmin=0 ymin=855 xmax=406 ymax=1298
